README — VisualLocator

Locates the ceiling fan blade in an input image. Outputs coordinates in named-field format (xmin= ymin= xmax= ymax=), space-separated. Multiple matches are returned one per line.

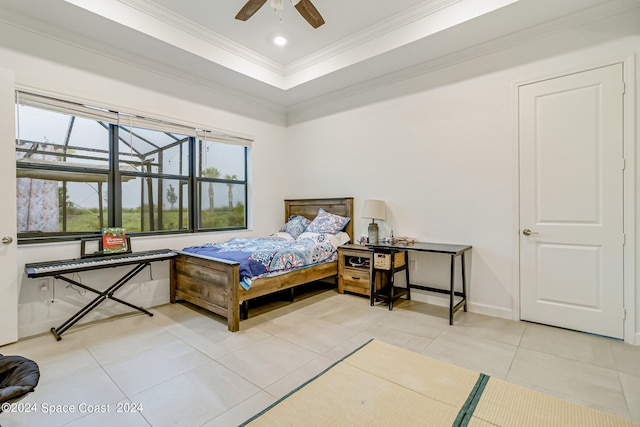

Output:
xmin=235 ymin=0 xmax=268 ymax=21
xmin=294 ymin=0 xmax=325 ymax=28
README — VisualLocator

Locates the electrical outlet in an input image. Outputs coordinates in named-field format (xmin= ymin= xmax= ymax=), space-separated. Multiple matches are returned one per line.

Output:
xmin=39 ymin=279 xmax=48 ymax=292
xmin=409 ymin=260 xmax=417 ymax=272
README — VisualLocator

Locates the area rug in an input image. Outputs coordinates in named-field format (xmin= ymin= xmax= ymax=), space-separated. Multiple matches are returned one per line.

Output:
xmin=241 ymin=339 xmax=638 ymax=427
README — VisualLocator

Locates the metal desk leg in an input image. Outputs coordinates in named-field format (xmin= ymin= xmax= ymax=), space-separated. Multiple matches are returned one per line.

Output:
xmin=370 ymin=266 xmax=376 ymax=307
xmin=388 ymin=251 xmax=395 ymax=310
xmin=405 ymin=253 xmax=411 ymax=301
xmin=461 ymin=252 xmax=467 ymax=312
xmin=449 ymin=254 xmax=455 ymax=325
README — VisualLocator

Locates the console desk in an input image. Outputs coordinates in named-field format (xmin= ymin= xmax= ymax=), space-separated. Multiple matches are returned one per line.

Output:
xmin=367 ymin=242 xmax=472 ymax=325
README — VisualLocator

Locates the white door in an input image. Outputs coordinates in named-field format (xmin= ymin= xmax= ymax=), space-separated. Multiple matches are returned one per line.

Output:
xmin=0 ymin=67 xmax=17 ymax=345
xmin=519 ymin=64 xmax=624 ymax=339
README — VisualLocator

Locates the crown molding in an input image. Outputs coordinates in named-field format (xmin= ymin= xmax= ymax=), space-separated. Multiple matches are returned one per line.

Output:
xmin=63 ymin=0 xmax=287 ymax=88
xmin=118 ymin=0 xmax=284 ymax=74
xmin=282 ymin=0 xmax=522 ymax=89
xmin=285 ymin=0 xmax=463 ymax=74
xmin=0 ymin=7 xmax=288 ymax=124
xmin=67 ymin=0 xmax=507 ymax=90
xmin=1 ymin=0 xmax=637 ymax=127
xmin=286 ymin=0 xmax=640 ymax=123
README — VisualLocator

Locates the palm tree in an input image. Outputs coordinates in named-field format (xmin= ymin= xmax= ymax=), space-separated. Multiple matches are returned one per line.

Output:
xmin=225 ymin=174 xmax=237 ymax=208
xmin=202 ymin=167 xmax=220 ymax=212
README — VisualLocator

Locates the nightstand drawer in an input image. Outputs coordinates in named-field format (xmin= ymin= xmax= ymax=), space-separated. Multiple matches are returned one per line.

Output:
xmin=342 ymin=268 xmax=370 ymax=285
xmin=342 ymin=269 xmax=370 ymax=295
xmin=338 ymin=244 xmax=373 ymax=297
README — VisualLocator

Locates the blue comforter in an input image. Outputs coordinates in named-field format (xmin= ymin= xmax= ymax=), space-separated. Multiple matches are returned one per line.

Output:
xmin=181 ymin=235 xmax=337 ymax=289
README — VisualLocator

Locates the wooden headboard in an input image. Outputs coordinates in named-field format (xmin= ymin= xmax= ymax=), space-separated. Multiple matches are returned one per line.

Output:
xmin=284 ymin=197 xmax=354 ymax=242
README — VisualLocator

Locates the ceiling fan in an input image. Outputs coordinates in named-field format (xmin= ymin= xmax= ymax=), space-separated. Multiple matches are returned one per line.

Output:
xmin=235 ymin=0 xmax=325 ymax=29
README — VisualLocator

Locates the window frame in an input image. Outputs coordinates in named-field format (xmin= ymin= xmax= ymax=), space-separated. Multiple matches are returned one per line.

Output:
xmin=15 ymin=91 xmax=251 ymax=244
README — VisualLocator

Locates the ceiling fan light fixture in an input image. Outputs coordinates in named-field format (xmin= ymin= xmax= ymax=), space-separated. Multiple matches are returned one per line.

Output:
xmin=270 ymin=0 xmax=284 ymax=11
xmin=235 ymin=0 xmax=324 ymax=29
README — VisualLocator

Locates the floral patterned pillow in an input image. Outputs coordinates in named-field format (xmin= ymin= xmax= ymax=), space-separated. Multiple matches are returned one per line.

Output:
xmin=279 ymin=215 xmax=312 ymax=239
xmin=306 ymin=208 xmax=350 ymax=234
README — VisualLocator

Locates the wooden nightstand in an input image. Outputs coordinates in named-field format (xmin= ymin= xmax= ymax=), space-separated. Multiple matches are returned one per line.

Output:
xmin=338 ymin=244 xmax=375 ymax=297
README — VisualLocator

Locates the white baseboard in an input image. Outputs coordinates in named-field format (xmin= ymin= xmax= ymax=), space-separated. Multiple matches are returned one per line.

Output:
xmin=467 ymin=302 xmax=513 ymax=320
xmin=409 ymin=290 xmax=513 ymax=320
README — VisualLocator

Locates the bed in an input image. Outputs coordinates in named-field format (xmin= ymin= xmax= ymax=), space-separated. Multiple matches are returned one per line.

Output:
xmin=170 ymin=197 xmax=354 ymax=332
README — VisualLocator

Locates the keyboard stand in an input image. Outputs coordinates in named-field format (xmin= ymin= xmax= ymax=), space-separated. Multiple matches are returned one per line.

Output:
xmin=50 ymin=262 xmax=153 ymax=341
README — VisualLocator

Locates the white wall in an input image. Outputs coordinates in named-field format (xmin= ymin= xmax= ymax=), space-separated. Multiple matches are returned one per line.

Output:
xmin=286 ymin=72 xmax=516 ymax=317
xmin=1 ymin=8 xmax=639 ymax=341
xmin=0 ymin=24 xmax=289 ymax=338
xmin=286 ymin=12 xmax=640 ymax=341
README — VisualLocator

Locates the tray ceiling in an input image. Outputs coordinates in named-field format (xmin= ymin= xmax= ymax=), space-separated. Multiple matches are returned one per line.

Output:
xmin=0 ymin=0 xmax=636 ymax=118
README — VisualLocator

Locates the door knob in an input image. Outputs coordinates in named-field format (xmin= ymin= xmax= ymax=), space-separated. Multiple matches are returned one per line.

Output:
xmin=522 ymin=229 xmax=539 ymax=236
xmin=1 ymin=236 xmax=13 ymax=244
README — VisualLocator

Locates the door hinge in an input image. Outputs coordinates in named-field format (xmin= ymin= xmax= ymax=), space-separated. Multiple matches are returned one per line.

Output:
xmin=622 ymin=158 xmax=626 ymax=170
xmin=622 ymin=233 xmax=626 ymax=245
xmin=622 ymin=82 xmax=626 ymax=94
xmin=623 ymin=308 xmax=627 ymax=320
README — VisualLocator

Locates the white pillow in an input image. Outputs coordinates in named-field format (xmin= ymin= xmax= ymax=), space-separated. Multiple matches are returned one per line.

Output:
xmin=329 ymin=231 xmax=351 ymax=247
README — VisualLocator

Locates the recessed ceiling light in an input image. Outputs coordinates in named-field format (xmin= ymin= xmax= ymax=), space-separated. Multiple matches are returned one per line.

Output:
xmin=273 ymin=36 xmax=287 ymax=46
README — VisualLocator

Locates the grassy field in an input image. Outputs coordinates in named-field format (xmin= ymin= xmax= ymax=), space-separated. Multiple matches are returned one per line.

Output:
xmin=63 ymin=205 xmax=245 ymax=232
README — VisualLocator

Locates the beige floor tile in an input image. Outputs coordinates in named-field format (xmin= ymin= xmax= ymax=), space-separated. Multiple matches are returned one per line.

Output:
xmin=150 ymin=303 xmax=225 ymax=338
xmin=393 ymin=299 xmax=460 ymax=324
xmin=360 ymin=322 xmax=434 ymax=354
xmin=68 ymin=312 xmax=156 ymax=342
xmin=619 ymin=372 xmax=640 ymax=422
xmin=245 ymin=309 xmax=314 ymax=336
xmin=508 ymin=347 xmax=629 ymax=417
xmin=101 ymin=339 xmax=212 ymax=395
xmin=368 ymin=304 xmax=449 ymax=340
xmin=451 ymin=312 xmax=526 ymax=346
xmin=216 ymin=336 xmax=318 ymax=388
xmin=84 ymin=323 xmax=181 ymax=366
xmin=520 ymin=322 xmax=617 ymax=368
xmin=0 ymin=366 xmax=126 ymax=427
xmin=245 ymin=286 xmax=336 ymax=323
xmin=203 ymin=391 xmax=277 ymax=427
xmin=183 ymin=324 xmax=272 ymax=360
xmin=1 ymin=335 xmax=99 ymax=386
xmin=5 ymin=287 xmax=638 ymax=425
xmin=422 ymin=330 xmax=517 ymax=378
xmin=130 ymin=360 xmax=260 ymax=426
xmin=321 ymin=333 xmax=379 ymax=362
xmin=64 ymin=399 xmax=151 ymax=426
xmin=317 ymin=296 xmax=388 ymax=331
xmin=0 ymin=332 xmax=68 ymax=355
xmin=611 ymin=339 xmax=640 ymax=376
xmin=271 ymin=318 xmax=358 ymax=354
xmin=252 ymin=293 xmax=341 ymax=325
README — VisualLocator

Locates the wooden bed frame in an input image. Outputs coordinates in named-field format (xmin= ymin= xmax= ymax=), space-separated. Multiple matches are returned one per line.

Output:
xmin=170 ymin=197 xmax=354 ymax=331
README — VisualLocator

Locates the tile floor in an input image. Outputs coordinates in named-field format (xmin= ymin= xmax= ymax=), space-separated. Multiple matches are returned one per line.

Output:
xmin=1 ymin=284 xmax=639 ymax=426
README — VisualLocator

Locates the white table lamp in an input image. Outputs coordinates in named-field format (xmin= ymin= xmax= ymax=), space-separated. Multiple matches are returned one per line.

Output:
xmin=362 ymin=199 xmax=386 ymax=244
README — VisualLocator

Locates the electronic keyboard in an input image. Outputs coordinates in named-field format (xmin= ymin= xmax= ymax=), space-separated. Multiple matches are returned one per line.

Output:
xmin=25 ymin=249 xmax=177 ymax=278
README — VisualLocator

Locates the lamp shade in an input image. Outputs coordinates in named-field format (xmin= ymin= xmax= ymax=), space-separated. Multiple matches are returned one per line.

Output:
xmin=362 ymin=199 xmax=386 ymax=220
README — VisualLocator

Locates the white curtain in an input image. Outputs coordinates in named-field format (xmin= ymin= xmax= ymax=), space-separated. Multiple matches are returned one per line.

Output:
xmin=16 ymin=142 xmax=59 ymax=233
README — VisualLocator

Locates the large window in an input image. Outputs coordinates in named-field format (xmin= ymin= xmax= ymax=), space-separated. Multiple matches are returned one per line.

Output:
xmin=196 ymin=138 xmax=247 ymax=230
xmin=15 ymin=92 xmax=251 ymax=242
